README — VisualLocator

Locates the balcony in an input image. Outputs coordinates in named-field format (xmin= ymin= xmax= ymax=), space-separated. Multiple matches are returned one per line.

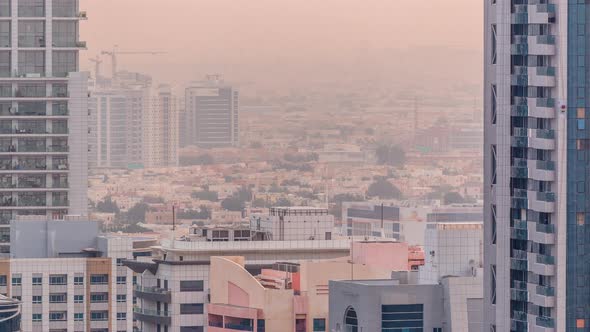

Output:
xmin=536 ymin=316 xmax=555 ymax=329
xmin=529 ymin=4 xmax=555 ymax=24
xmin=134 ymin=285 xmax=171 ymax=302
xmin=530 ymin=253 xmax=555 ymax=276
xmin=133 ymin=307 xmax=171 ymax=326
xmin=536 ymin=191 xmax=556 ymax=202
xmin=528 ymin=221 xmax=555 ymax=245
xmin=528 ymin=35 xmax=556 ymax=55
xmin=511 ymin=97 xmax=555 ymax=118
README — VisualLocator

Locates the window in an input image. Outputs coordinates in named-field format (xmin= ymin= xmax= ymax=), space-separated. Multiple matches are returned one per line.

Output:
xmin=180 ymin=327 xmax=204 ymax=332
xmin=491 ymin=84 xmax=497 ymax=124
xmin=0 ymin=51 xmax=9 ymax=78
xmin=74 ymin=276 xmax=83 ymax=285
xmin=32 ymin=313 xmax=42 ymax=322
xmin=32 ymin=295 xmax=42 ymax=304
xmin=434 ymin=329 xmax=443 ymax=332
xmin=32 ymin=276 xmax=42 ymax=285
xmin=52 ymin=21 xmax=77 ymax=47
xmin=577 ymin=319 xmax=585 ymax=328
xmin=90 ymin=311 xmax=108 ymax=321
xmin=313 ymin=318 xmax=326 ymax=331
xmin=18 ymin=21 xmax=45 ymax=47
xmin=491 ymin=205 xmax=497 ymax=245
xmin=257 ymin=320 xmax=265 ymax=332
xmin=90 ymin=274 xmax=108 ymax=285
xmin=18 ymin=50 xmax=45 ymax=76
xmin=491 ymin=265 xmax=497 ymax=305
xmin=324 ymin=232 xmax=331 ymax=240
xmin=11 ymin=275 xmax=21 ymax=286
xmin=52 ymin=0 xmax=77 ymax=17
xmin=52 ymin=51 xmax=77 ymax=77
xmin=18 ymin=0 xmax=45 ymax=17
xmin=491 ymin=24 xmax=497 ymax=64
xmin=49 ymin=274 xmax=67 ymax=285
xmin=90 ymin=293 xmax=108 ymax=303
xmin=0 ymin=275 xmax=6 ymax=286
xmin=116 ymin=312 xmax=126 ymax=321
xmin=344 ymin=307 xmax=358 ymax=331
xmin=180 ymin=303 xmax=204 ymax=315
xmin=74 ymin=295 xmax=83 ymax=303
xmin=0 ymin=2 xmax=9 ymax=18
xmin=74 ymin=313 xmax=83 ymax=321
xmin=116 ymin=258 xmax=124 ymax=266
xmin=578 ymin=108 xmax=585 ymax=119
xmin=491 ymin=145 xmax=497 ymax=185
xmin=180 ymin=280 xmax=204 ymax=292
xmin=49 ymin=293 xmax=66 ymax=303
xmin=116 ymin=276 xmax=126 ymax=284
xmin=381 ymin=304 xmax=423 ymax=330
xmin=49 ymin=311 xmax=66 ymax=321
xmin=12 ymin=296 xmax=20 ymax=301
xmin=116 ymin=294 xmax=126 ymax=303
xmin=578 ymin=213 xmax=586 ymax=225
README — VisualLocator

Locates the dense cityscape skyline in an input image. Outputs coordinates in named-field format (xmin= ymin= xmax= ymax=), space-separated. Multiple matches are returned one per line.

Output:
xmin=3 ymin=0 xmax=576 ymax=331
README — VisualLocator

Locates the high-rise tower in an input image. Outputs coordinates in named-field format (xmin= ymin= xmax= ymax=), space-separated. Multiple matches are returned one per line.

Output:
xmin=484 ymin=0 xmax=571 ymax=331
xmin=0 ymin=0 xmax=88 ymax=254
xmin=185 ymin=75 xmax=239 ymax=148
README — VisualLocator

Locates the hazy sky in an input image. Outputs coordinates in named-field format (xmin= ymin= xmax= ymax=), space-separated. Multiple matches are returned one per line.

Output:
xmin=80 ymin=0 xmax=483 ymax=94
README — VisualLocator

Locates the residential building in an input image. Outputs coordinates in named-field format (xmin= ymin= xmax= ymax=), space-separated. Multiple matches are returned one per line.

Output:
xmin=329 ymin=214 xmax=485 ymax=331
xmin=250 ymin=207 xmax=334 ymax=241
xmin=484 ymin=1 xmax=565 ymax=330
xmin=207 ymin=256 xmax=391 ymax=332
xmin=0 ymin=295 xmax=20 ymax=332
xmin=418 ymin=222 xmax=483 ymax=285
xmin=0 ymin=0 xmax=89 ymax=255
xmin=124 ymin=239 xmax=352 ymax=332
xmin=185 ymin=76 xmax=239 ymax=148
xmin=341 ymin=202 xmax=483 ymax=245
xmin=188 ymin=222 xmax=252 ymax=242
xmin=341 ymin=203 xmax=403 ymax=240
xmin=88 ymin=86 xmax=146 ymax=169
xmin=143 ymin=84 xmax=178 ymax=168
xmin=329 ymin=275 xmax=483 ymax=332
xmin=2 ymin=217 xmax=156 ymax=332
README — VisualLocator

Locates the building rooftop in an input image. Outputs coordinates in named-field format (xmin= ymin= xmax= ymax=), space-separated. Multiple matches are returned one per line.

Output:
xmin=336 ymin=279 xmax=400 ymax=287
xmin=157 ymin=239 xmax=351 ymax=253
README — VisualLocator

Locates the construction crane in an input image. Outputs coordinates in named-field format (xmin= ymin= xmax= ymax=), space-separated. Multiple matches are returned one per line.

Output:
xmin=101 ymin=46 xmax=166 ymax=80
xmin=88 ymin=55 xmax=103 ymax=79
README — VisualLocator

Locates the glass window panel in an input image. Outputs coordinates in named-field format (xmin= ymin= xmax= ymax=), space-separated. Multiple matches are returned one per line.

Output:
xmin=18 ymin=21 xmax=45 ymax=47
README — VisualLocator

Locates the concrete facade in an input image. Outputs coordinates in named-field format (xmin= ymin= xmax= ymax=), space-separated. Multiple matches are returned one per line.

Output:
xmin=185 ymin=77 xmax=239 ymax=148
xmin=0 ymin=0 xmax=89 ymax=255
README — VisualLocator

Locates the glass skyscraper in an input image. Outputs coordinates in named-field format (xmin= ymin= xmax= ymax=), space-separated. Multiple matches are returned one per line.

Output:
xmin=483 ymin=0 xmax=585 ymax=330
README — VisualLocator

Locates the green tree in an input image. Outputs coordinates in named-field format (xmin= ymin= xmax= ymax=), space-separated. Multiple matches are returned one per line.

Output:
xmin=366 ymin=178 xmax=402 ymax=199
xmin=443 ymin=192 xmax=466 ymax=205
xmin=96 ymin=197 xmax=119 ymax=214
xmin=375 ymin=144 xmax=406 ymax=167
xmin=221 ymin=186 xmax=253 ymax=212
xmin=126 ymin=202 xmax=150 ymax=223
xmin=275 ymin=197 xmax=293 ymax=207
xmin=191 ymin=190 xmax=219 ymax=202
